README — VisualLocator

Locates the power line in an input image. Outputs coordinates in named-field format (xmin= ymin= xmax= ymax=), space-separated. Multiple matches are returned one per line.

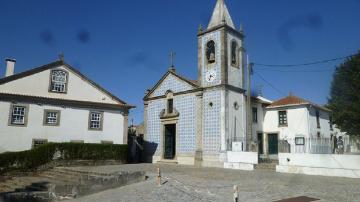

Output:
xmin=255 ymin=67 xmax=335 ymax=73
xmin=253 ymin=71 xmax=287 ymax=97
xmin=253 ymin=53 xmax=358 ymax=68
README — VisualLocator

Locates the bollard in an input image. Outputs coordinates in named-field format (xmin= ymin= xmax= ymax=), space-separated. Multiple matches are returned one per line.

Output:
xmin=233 ymin=185 xmax=239 ymax=202
xmin=157 ymin=168 xmax=161 ymax=186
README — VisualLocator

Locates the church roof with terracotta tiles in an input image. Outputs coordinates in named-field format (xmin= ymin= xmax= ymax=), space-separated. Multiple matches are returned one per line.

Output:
xmin=267 ymin=95 xmax=330 ymax=112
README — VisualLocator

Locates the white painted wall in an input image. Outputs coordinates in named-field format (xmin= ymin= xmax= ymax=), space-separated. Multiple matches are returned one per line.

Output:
xmin=252 ymin=101 xmax=265 ymax=140
xmin=227 ymin=90 xmax=246 ymax=145
xmin=224 ymin=151 xmax=258 ymax=171
xmin=263 ymin=106 xmax=309 ymax=139
xmin=277 ymin=153 xmax=360 ymax=178
xmin=226 ymin=151 xmax=258 ymax=164
xmin=0 ymin=66 xmax=119 ymax=105
xmin=308 ymin=107 xmax=332 ymax=138
xmin=0 ymin=101 xmax=125 ymax=153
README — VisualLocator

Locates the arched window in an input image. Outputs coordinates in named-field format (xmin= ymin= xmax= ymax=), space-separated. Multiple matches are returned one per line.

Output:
xmin=166 ymin=91 xmax=174 ymax=114
xmin=231 ymin=40 xmax=238 ymax=66
xmin=50 ymin=70 xmax=68 ymax=93
xmin=206 ymin=40 xmax=216 ymax=64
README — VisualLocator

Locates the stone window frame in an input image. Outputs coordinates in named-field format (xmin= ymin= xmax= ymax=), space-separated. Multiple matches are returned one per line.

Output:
xmin=88 ymin=111 xmax=104 ymax=131
xmin=166 ymin=91 xmax=174 ymax=114
xmin=8 ymin=103 xmax=29 ymax=127
xmin=230 ymin=39 xmax=239 ymax=68
xmin=32 ymin=139 xmax=48 ymax=149
xmin=43 ymin=109 xmax=61 ymax=126
xmin=49 ymin=69 xmax=69 ymax=94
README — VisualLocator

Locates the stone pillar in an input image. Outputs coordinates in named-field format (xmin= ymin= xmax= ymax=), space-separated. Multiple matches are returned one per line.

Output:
xmin=263 ymin=133 xmax=268 ymax=157
xmin=123 ymin=111 xmax=129 ymax=144
xmin=195 ymin=92 xmax=203 ymax=166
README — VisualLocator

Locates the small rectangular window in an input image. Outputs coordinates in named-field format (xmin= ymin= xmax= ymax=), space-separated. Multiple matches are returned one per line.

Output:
xmin=50 ymin=70 xmax=68 ymax=93
xmin=89 ymin=112 xmax=103 ymax=130
xmin=279 ymin=111 xmax=287 ymax=126
xmin=167 ymin=99 xmax=174 ymax=114
xmin=9 ymin=105 xmax=28 ymax=126
xmin=11 ymin=106 xmax=26 ymax=125
xmin=43 ymin=110 xmax=60 ymax=126
xmin=316 ymin=111 xmax=320 ymax=128
xmin=252 ymin=107 xmax=258 ymax=123
xmin=32 ymin=139 xmax=48 ymax=149
xmin=295 ymin=137 xmax=305 ymax=145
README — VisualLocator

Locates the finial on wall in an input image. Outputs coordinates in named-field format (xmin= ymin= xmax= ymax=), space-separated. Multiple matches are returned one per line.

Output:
xmin=239 ymin=23 xmax=244 ymax=33
xmin=198 ymin=24 xmax=203 ymax=34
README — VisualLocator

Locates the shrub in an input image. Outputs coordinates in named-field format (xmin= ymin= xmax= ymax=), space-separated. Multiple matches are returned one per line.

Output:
xmin=0 ymin=143 xmax=127 ymax=174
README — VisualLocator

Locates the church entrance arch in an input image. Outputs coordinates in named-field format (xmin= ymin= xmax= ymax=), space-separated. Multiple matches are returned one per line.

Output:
xmin=164 ymin=124 xmax=176 ymax=159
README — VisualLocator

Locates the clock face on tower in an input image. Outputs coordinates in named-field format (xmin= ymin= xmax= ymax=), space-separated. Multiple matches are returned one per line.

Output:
xmin=205 ymin=70 xmax=217 ymax=83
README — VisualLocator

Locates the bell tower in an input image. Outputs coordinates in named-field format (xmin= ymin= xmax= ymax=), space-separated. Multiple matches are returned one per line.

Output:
xmin=198 ymin=0 xmax=247 ymax=159
xmin=197 ymin=0 xmax=245 ymax=89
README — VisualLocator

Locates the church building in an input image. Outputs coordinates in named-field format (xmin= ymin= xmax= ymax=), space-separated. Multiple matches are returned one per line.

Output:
xmin=143 ymin=0 xmax=248 ymax=167
xmin=143 ymin=0 xmax=344 ymax=167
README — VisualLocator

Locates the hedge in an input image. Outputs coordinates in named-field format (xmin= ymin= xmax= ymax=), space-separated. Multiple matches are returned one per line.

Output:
xmin=0 ymin=143 xmax=127 ymax=174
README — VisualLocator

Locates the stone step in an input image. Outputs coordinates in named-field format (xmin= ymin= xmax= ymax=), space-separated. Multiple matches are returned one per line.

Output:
xmin=255 ymin=163 xmax=277 ymax=171
xmin=156 ymin=160 xmax=178 ymax=165
xmin=38 ymin=172 xmax=81 ymax=184
xmin=54 ymin=167 xmax=115 ymax=177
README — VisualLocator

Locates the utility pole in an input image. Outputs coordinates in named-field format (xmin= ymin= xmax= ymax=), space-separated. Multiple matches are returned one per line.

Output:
xmin=246 ymin=56 xmax=253 ymax=151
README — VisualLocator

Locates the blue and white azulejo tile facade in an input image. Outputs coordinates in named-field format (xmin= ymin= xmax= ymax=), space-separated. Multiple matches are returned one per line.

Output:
xmin=146 ymin=99 xmax=165 ymax=155
xmin=202 ymin=90 xmax=222 ymax=154
xmin=152 ymin=74 xmax=194 ymax=97
xmin=174 ymin=95 xmax=196 ymax=154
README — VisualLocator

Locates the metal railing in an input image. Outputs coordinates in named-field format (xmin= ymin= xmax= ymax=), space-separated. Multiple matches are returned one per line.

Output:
xmin=279 ymin=137 xmax=352 ymax=154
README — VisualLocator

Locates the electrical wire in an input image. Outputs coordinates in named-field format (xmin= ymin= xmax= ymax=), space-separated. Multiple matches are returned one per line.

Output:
xmin=253 ymin=71 xmax=287 ymax=96
xmin=253 ymin=53 xmax=358 ymax=68
xmin=254 ymin=67 xmax=335 ymax=73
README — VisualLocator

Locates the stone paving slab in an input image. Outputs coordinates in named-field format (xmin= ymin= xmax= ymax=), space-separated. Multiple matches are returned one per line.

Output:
xmin=70 ymin=164 xmax=360 ymax=202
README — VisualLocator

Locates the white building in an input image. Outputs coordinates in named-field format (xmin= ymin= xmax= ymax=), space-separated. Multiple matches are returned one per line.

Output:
xmin=254 ymin=94 xmax=346 ymax=157
xmin=0 ymin=58 xmax=134 ymax=153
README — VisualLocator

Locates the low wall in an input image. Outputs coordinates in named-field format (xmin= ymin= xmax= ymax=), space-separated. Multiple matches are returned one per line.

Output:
xmin=276 ymin=153 xmax=360 ymax=178
xmin=224 ymin=151 xmax=258 ymax=171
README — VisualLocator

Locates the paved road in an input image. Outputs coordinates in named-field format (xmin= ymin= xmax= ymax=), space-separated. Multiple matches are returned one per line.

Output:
xmin=70 ymin=164 xmax=360 ymax=202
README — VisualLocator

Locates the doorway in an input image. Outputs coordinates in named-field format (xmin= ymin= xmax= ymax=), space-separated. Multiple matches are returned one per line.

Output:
xmin=258 ymin=133 xmax=263 ymax=155
xmin=164 ymin=124 xmax=176 ymax=159
xmin=268 ymin=133 xmax=278 ymax=155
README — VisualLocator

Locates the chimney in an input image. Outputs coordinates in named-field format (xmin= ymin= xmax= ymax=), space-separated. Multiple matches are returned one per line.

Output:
xmin=5 ymin=59 xmax=16 ymax=77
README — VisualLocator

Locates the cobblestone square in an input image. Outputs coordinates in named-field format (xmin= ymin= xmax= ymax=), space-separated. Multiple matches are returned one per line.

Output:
xmin=70 ymin=164 xmax=360 ymax=202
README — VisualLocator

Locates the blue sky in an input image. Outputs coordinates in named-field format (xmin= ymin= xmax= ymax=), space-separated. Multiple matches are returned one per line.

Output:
xmin=0 ymin=0 xmax=360 ymax=124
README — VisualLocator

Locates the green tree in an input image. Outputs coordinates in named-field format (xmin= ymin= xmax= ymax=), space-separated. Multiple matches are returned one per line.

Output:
xmin=328 ymin=52 xmax=360 ymax=136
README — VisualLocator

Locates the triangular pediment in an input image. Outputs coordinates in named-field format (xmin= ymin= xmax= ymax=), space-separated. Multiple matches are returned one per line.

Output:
xmin=0 ymin=61 xmax=130 ymax=106
xmin=145 ymin=71 xmax=198 ymax=99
